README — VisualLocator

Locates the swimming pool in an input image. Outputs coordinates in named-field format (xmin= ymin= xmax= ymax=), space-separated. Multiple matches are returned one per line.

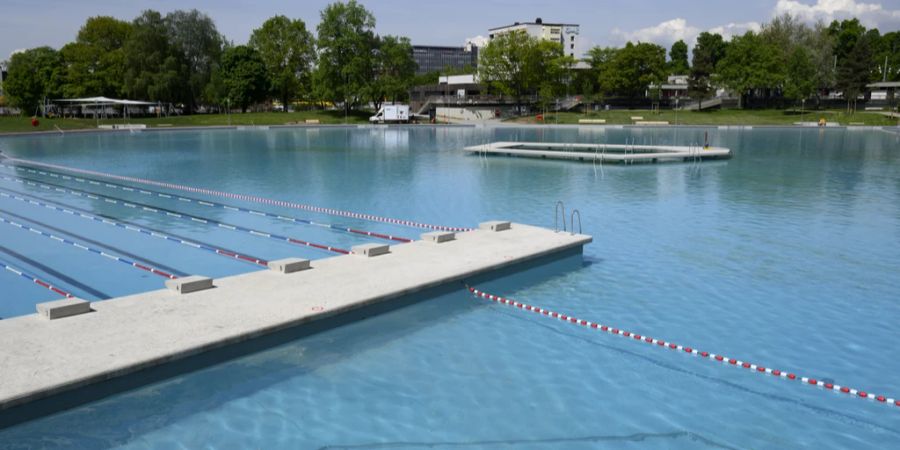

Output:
xmin=0 ymin=125 xmax=898 ymax=448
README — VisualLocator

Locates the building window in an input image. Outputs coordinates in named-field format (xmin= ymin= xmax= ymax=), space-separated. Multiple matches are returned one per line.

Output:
xmin=570 ymin=44 xmax=574 ymax=49
xmin=570 ymin=35 xmax=575 ymax=41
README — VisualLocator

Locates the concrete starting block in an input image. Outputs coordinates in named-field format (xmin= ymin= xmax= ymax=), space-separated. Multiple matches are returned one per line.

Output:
xmin=268 ymin=258 xmax=311 ymax=274
xmin=421 ymin=231 xmax=456 ymax=243
xmin=479 ymin=221 xmax=512 ymax=232
xmin=352 ymin=243 xmax=391 ymax=257
xmin=165 ymin=276 xmax=214 ymax=294
xmin=36 ymin=298 xmax=92 ymax=320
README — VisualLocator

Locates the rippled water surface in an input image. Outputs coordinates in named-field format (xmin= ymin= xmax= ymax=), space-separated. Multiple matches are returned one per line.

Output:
xmin=0 ymin=126 xmax=899 ymax=449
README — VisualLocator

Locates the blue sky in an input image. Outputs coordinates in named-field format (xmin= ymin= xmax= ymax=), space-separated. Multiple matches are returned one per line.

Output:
xmin=2 ymin=0 xmax=900 ymax=60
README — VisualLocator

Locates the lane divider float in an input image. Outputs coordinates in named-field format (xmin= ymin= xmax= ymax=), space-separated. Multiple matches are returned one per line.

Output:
xmin=0 ymin=164 xmax=412 ymax=243
xmin=467 ymin=286 xmax=899 ymax=410
xmin=0 ymin=175 xmax=350 ymax=255
xmin=0 ymin=188 xmax=268 ymax=267
xmin=0 ymin=257 xmax=75 ymax=298
xmin=5 ymin=158 xmax=471 ymax=232
xmin=0 ymin=213 xmax=178 ymax=279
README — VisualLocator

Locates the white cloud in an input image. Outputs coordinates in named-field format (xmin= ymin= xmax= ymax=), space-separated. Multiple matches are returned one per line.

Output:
xmin=612 ymin=18 xmax=700 ymax=48
xmin=611 ymin=18 xmax=762 ymax=50
xmin=774 ymin=0 xmax=900 ymax=28
xmin=708 ymin=22 xmax=762 ymax=41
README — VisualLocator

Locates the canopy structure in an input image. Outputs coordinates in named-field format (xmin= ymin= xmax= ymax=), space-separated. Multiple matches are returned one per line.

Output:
xmin=51 ymin=96 xmax=161 ymax=120
xmin=54 ymin=96 xmax=157 ymax=106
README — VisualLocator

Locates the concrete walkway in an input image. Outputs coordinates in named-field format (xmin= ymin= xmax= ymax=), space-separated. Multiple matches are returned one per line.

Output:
xmin=0 ymin=223 xmax=590 ymax=411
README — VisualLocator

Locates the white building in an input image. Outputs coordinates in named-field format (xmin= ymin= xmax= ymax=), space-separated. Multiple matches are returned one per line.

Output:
xmin=489 ymin=18 xmax=582 ymax=58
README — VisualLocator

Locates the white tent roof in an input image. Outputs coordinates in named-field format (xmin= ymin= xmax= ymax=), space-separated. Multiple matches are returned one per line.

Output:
xmin=54 ymin=96 xmax=157 ymax=106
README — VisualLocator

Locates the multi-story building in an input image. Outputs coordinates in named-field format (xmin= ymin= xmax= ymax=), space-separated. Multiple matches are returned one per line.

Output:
xmin=0 ymin=61 xmax=7 ymax=98
xmin=488 ymin=18 xmax=581 ymax=58
xmin=411 ymin=45 xmax=479 ymax=75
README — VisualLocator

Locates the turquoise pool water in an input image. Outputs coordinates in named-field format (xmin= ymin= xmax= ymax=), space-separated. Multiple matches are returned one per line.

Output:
xmin=0 ymin=126 xmax=898 ymax=448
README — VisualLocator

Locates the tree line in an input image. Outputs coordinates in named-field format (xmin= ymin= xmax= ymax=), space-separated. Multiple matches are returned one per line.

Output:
xmin=2 ymin=0 xmax=417 ymax=115
xmin=479 ymin=15 xmax=899 ymax=110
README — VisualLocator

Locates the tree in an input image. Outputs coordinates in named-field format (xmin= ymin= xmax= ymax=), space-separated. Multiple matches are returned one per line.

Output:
xmin=690 ymin=32 xmax=727 ymax=107
xmin=836 ymin=30 xmax=876 ymax=112
xmin=250 ymin=15 xmax=316 ymax=111
xmin=4 ymin=47 xmax=63 ymax=114
xmin=165 ymin=10 xmax=225 ymax=112
xmin=59 ymin=16 xmax=131 ymax=98
xmin=587 ymin=46 xmax=618 ymax=103
xmin=478 ymin=30 xmax=539 ymax=107
xmin=716 ymin=31 xmax=783 ymax=108
xmin=315 ymin=0 xmax=377 ymax=115
xmin=783 ymin=46 xmax=816 ymax=103
xmin=669 ymin=40 xmax=689 ymax=74
xmin=220 ymin=45 xmax=267 ymax=112
xmin=599 ymin=42 xmax=666 ymax=99
xmin=369 ymin=35 xmax=417 ymax=111
xmin=123 ymin=10 xmax=188 ymax=104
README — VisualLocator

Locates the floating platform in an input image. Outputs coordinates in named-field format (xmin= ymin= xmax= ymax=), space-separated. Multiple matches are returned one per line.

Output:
xmin=0 ymin=222 xmax=590 ymax=414
xmin=464 ymin=142 xmax=731 ymax=164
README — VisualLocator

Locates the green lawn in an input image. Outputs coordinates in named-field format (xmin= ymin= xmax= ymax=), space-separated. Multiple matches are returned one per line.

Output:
xmin=510 ymin=109 xmax=900 ymax=126
xmin=0 ymin=110 xmax=370 ymax=134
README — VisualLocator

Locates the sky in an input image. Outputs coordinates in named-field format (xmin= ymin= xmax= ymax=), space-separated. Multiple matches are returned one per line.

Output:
xmin=2 ymin=0 xmax=900 ymax=60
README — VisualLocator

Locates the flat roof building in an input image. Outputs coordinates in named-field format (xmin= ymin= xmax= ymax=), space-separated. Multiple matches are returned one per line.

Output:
xmin=489 ymin=18 xmax=582 ymax=58
xmin=412 ymin=45 xmax=479 ymax=75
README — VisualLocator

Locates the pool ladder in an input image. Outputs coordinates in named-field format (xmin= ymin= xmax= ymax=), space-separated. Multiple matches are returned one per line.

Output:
xmin=554 ymin=201 xmax=583 ymax=235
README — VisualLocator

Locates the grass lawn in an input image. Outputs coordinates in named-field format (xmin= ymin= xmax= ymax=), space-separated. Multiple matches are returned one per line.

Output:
xmin=0 ymin=110 xmax=370 ymax=134
xmin=509 ymin=109 xmax=900 ymax=126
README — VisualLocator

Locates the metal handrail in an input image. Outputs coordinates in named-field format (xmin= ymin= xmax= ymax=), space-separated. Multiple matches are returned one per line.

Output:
xmin=570 ymin=209 xmax=582 ymax=235
xmin=555 ymin=201 xmax=566 ymax=232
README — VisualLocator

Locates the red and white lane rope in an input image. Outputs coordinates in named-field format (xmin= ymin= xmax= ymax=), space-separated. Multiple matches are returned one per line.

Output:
xmin=0 ymin=164 xmax=413 ymax=243
xmin=0 ymin=214 xmax=178 ymax=280
xmin=0 ymin=175 xmax=350 ymax=255
xmin=0 ymin=189 xmax=269 ymax=267
xmin=0 ymin=257 xmax=75 ymax=298
xmin=6 ymin=158 xmax=472 ymax=233
xmin=467 ymin=286 xmax=900 ymax=410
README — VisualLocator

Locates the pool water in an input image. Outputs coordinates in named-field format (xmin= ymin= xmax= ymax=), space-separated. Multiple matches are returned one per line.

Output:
xmin=0 ymin=126 xmax=898 ymax=448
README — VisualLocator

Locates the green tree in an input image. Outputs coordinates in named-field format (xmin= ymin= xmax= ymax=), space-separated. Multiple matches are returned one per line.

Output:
xmin=587 ymin=46 xmax=618 ymax=103
xmin=783 ymin=46 xmax=816 ymax=102
xmin=4 ymin=47 xmax=63 ymax=114
xmin=123 ymin=10 xmax=188 ymax=104
xmin=369 ymin=35 xmax=417 ymax=110
xmin=690 ymin=32 xmax=727 ymax=107
xmin=716 ymin=31 xmax=782 ymax=108
xmin=59 ymin=16 xmax=131 ymax=98
xmin=250 ymin=15 xmax=316 ymax=111
xmin=220 ymin=45 xmax=268 ymax=112
xmin=315 ymin=0 xmax=377 ymax=115
xmin=478 ymin=30 xmax=539 ymax=107
xmin=669 ymin=40 xmax=689 ymax=74
xmin=600 ymin=42 xmax=666 ymax=99
xmin=165 ymin=10 xmax=225 ymax=112
xmin=836 ymin=30 xmax=876 ymax=112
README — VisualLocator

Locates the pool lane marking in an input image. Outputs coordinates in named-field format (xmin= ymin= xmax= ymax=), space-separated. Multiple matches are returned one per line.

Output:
xmin=0 ymin=187 xmax=269 ymax=267
xmin=0 ymin=244 xmax=111 ymax=300
xmin=4 ymin=158 xmax=472 ymax=232
xmin=0 ymin=163 xmax=413 ymax=243
xmin=0 ymin=208 xmax=187 ymax=277
xmin=0 ymin=174 xmax=351 ymax=256
xmin=467 ymin=286 xmax=900 ymax=410
xmin=0 ymin=256 xmax=75 ymax=299
xmin=0 ymin=213 xmax=178 ymax=280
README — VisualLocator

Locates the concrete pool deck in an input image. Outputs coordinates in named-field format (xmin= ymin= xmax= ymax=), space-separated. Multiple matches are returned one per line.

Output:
xmin=0 ymin=222 xmax=590 ymax=411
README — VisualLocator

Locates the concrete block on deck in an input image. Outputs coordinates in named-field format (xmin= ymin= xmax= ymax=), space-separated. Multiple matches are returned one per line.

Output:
xmin=421 ymin=231 xmax=456 ymax=243
xmin=165 ymin=276 xmax=213 ymax=294
xmin=268 ymin=258 xmax=311 ymax=274
xmin=36 ymin=298 xmax=91 ymax=320
xmin=352 ymin=243 xmax=391 ymax=257
xmin=479 ymin=221 xmax=512 ymax=232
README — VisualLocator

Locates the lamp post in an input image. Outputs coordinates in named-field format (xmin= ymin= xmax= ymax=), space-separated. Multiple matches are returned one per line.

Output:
xmin=801 ymin=98 xmax=806 ymax=122
xmin=675 ymin=97 xmax=679 ymax=126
